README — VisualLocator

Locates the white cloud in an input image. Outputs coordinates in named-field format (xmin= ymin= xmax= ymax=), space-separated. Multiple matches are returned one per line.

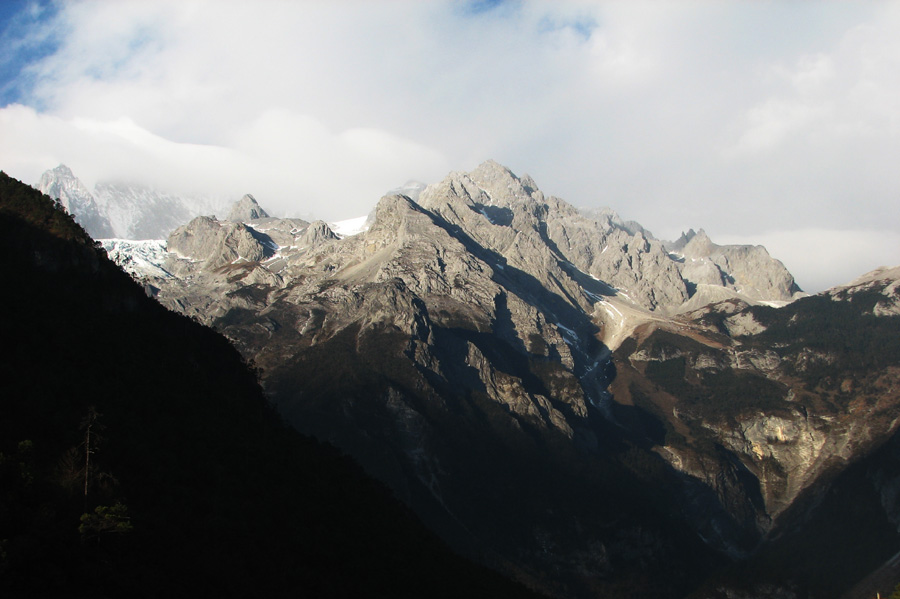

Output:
xmin=0 ymin=103 xmax=448 ymax=220
xmin=736 ymin=98 xmax=833 ymax=152
xmin=224 ymin=109 xmax=448 ymax=217
xmin=0 ymin=103 xmax=245 ymax=190
xmin=1 ymin=1 xmax=899 ymax=290
xmin=785 ymin=53 xmax=835 ymax=93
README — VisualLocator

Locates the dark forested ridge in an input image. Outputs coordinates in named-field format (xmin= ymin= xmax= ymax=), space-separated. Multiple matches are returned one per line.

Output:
xmin=0 ymin=171 xmax=546 ymax=599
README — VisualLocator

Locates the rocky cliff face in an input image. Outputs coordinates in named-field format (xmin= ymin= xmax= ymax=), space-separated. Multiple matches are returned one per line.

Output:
xmin=100 ymin=160 xmax=900 ymax=599
xmin=613 ymin=291 xmax=900 ymax=548
xmin=227 ymin=193 xmax=269 ymax=221
xmin=415 ymin=160 xmax=690 ymax=312
xmin=168 ymin=216 xmax=270 ymax=269
xmin=37 ymin=165 xmax=115 ymax=239
xmin=669 ymin=229 xmax=803 ymax=310
xmin=36 ymin=165 xmax=228 ymax=240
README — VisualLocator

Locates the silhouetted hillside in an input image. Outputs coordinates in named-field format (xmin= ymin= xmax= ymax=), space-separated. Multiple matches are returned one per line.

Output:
xmin=0 ymin=171 xmax=545 ymax=599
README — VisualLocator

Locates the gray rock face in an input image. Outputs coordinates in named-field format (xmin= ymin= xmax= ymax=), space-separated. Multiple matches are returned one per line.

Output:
xmin=415 ymin=160 xmax=690 ymax=312
xmin=298 ymin=220 xmax=338 ymax=247
xmin=614 ymin=267 xmax=900 ymax=564
xmin=670 ymin=229 xmax=803 ymax=307
xmin=36 ymin=164 xmax=230 ymax=240
xmin=118 ymin=161 xmax=821 ymax=479
xmin=227 ymin=194 xmax=269 ymax=221
xmin=141 ymin=168 xmax=613 ymax=517
xmin=100 ymin=159 xmax=900 ymax=599
xmin=150 ymin=203 xmax=343 ymax=325
xmin=415 ymin=162 xmax=801 ymax=314
xmin=167 ymin=216 xmax=269 ymax=270
xmin=37 ymin=165 xmax=115 ymax=239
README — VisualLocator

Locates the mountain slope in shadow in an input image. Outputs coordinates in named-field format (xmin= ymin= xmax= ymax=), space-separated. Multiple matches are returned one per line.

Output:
xmin=0 ymin=171 xmax=545 ymax=599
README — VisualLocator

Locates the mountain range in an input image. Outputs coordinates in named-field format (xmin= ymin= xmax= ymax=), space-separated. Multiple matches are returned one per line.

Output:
xmin=29 ymin=161 xmax=900 ymax=598
xmin=0 ymin=170 xmax=546 ymax=599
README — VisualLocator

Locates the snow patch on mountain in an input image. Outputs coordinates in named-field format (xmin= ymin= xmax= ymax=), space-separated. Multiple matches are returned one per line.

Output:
xmin=330 ymin=215 xmax=370 ymax=238
xmin=93 ymin=181 xmax=227 ymax=240
xmin=100 ymin=239 xmax=171 ymax=279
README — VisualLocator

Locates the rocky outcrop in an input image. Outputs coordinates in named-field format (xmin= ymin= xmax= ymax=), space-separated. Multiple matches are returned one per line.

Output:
xmin=671 ymin=229 xmax=804 ymax=305
xmin=414 ymin=162 xmax=800 ymax=314
xmin=37 ymin=164 xmax=115 ymax=238
xmin=297 ymin=220 xmax=338 ymax=247
xmin=167 ymin=216 xmax=268 ymax=270
xmin=417 ymin=160 xmax=690 ymax=312
xmin=227 ymin=193 xmax=269 ymax=221
xmin=614 ymin=271 xmax=900 ymax=565
xmin=827 ymin=265 xmax=900 ymax=316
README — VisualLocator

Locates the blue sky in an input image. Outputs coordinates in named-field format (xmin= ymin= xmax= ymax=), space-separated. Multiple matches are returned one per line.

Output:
xmin=1 ymin=0 xmax=898 ymax=292
xmin=0 ymin=0 xmax=58 ymax=106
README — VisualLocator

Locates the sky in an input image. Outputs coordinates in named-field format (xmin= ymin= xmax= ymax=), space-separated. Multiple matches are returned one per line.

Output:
xmin=0 ymin=0 xmax=898 ymax=293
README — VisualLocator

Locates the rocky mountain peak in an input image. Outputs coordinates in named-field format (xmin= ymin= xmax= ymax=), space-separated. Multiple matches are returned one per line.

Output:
xmin=834 ymin=264 xmax=900 ymax=289
xmin=227 ymin=194 xmax=269 ymax=222
xmin=36 ymin=164 xmax=115 ymax=239
xmin=167 ymin=215 xmax=269 ymax=270
xmin=37 ymin=164 xmax=89 ymax=207
xmin=681 ymin=228 xmax=715 ymax=258
xmin=35 ymin=164 xmax=231 ymax=240
xmin=47 ymin=163 xmax=75 ymax=179
xmin=300 ymin=220 xmax=339 ymax=247
xmin=666 ymin=228 xmax=697 ymax=253
xmin=574 ymin=207 xmax=646 ymax=238
xmin=372 ymin=193 xmax=421 ymax=231
xmin=519 ymin=173 xmax=539 ymax=194
xmin=414 ymin=162 xmax=809 ymax=313
xmin=467 ymin=159 xmax=535 ymax=206
xmin=671 ymin=228 xmax=803 ymax=309
xmin=91 ymin=159 xmax=807 ymax=319
xmin=471 ymin=158 xmax=515 ymax=182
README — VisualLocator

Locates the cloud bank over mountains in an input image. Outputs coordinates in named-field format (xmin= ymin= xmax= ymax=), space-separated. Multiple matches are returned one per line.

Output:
xmin=1 ymin=0 xmax=899 ymax=292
